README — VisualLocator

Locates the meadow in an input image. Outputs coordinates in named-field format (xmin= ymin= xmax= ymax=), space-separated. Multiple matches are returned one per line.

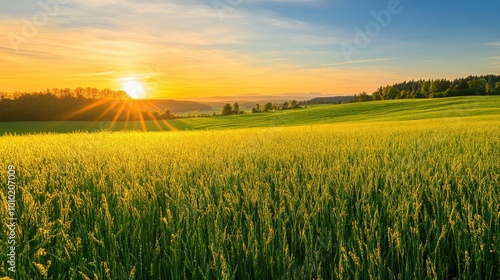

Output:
xmin=0 ymin=97 xmax=500 ymax=279
xmin=1 ymin=96 xmax=499 ymax=135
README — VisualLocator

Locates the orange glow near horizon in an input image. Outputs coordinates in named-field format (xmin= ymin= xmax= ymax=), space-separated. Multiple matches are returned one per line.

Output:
xmin=2 ymin=1 xmax=495 ymax=100
xmin=0 ymin=17 xmax=407 ymax=99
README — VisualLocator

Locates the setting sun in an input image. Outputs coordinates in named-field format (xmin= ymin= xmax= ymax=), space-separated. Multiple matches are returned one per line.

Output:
xmin=123 ymin=80 xmax=145 ymax=99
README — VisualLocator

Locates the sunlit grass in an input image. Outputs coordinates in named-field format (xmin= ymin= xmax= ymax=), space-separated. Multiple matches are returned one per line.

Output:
xmin=1 ymin=115 xmax=499 ymax=279
xmin=1 ymin=96 xmax=499 ymax=135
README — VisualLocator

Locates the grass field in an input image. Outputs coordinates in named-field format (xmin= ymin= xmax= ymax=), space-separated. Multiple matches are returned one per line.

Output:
xmin=1 ymin=96 xmax=499 ymax=135
xmin=1 ymin=97 xmax=500 ymax=279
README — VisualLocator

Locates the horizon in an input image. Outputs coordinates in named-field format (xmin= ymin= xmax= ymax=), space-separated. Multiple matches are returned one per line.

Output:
xmin=1 ymin=0 xmax=499 ymax=99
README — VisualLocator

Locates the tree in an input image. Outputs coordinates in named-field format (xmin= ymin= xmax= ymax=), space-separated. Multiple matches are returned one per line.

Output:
xmin=420 ymin=81 xmax=430 ymax=97
xmin=232 ymin=102 xmax=240 ymax=114
xmin=354 ymin=92 xmax=373 ymax=102
xmin=251 ymin=104 xmax=261 ymax=113
xmin=381 ymin=86 xmax=400 ymax=100
xmin=494 ymin=82 xmax=500 ymax=94
xmin=488 ymin=76 xmax=495 ymax=93
xmin=429 ymin=79 xmax=452 ymax=95
xmin=454 ymin=79 xmax=468 ymax=90
xmin=263 ymin=102 xmax=273 ymax=112
xmin=486 ymin=83 xmax=491 ymax=94
xmin=289 ymin=100 xmax=298 ymax=109
xmin=163 ymin=109 xmax=171 ymax=119
xmin=282 ymin=101 xmax=289 ymax=110
xmin=222 ymin=103 xmax=232 ymax=115
xmin=468 ymin=79 xmax=487 ymax=95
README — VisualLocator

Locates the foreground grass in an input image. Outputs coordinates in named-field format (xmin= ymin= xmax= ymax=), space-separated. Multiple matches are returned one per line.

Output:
xmin=1 ymin=96 xmax=499 ymax=134
xmin=1 ymin=115 xmax=499 ymax=279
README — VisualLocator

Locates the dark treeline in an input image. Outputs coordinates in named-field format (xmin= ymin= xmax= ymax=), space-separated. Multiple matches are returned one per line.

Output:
xmin=0 ymin=87 xmax=130 ymax=101
xmin=0 ymin=88 xmax=159 ymax=122
xmin=353 ymin=75 xmax=500 ymax=102
xmin=0 ymin=94 xmax=157 ymax=122
xmin=303 ymin=96 xmax=354 ymax=104
xmin=249 ymin=100 xmax=300 ymax=113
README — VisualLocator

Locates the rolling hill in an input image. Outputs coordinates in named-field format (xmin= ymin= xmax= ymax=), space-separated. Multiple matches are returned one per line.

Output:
xmin=1 ymin=96 xmax=499 ymax=135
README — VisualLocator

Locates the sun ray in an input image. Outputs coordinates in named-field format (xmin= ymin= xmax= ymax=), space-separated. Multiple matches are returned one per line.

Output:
xmin=62 ymin=99 xmax=110 ymax=121
xmin=131 ymin=101 xmax=147 ymax=131
xmin=144 ymin=110 xmax=164 ymax=131
xmin=141 ymin=99 xmax=178 ymax=131
xmin=124 ymin=104 xmax=132 ymax=130
xmin=94 ymin=100 xmax=121 ymax=125
xmin=109 ymin=101 xmax=128 ymax=131
xmin=139 ymin=100 xmax=163 ymax=131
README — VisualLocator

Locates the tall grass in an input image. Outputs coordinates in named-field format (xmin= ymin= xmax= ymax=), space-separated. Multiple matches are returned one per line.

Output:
xmin=1 ymin=118 xmax=499 ymax=279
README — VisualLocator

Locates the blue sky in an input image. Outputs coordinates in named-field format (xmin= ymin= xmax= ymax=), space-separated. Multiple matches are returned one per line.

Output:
xmin=1 ymin=0 xmax=499 ymax=98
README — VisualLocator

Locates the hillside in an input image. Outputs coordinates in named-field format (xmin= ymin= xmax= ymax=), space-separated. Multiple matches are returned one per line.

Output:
xmin=1 ymin=96 xmax=499 ymax=134
xmin=142 ymin=99 xmax=213 ymax=113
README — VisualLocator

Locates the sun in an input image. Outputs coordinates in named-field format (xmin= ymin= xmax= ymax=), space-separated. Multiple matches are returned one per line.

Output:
xmin=123 ymin=80 xmax=145 ymax=99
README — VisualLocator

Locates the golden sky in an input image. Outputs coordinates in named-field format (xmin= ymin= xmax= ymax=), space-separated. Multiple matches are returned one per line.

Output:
xmin=1 ymin=0 xmax=499 ymax=99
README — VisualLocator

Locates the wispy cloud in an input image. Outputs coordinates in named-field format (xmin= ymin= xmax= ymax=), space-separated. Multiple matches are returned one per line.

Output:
xmin=78 ymin=71 xmax=116 ymax=77
xmin=0 ymin=0 xmax=402 ymax=97
xmin=324 ymin=57 xmax=401 ymax=66
xmin=2 ymin=0 xmax=497 ymax=96
xmin=484 ymin=41 xmax=500 ymax=47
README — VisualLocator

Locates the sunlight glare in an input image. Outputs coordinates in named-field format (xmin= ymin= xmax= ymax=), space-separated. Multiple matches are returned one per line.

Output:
xmin=123 ymin=80 xmax=145 ymax=99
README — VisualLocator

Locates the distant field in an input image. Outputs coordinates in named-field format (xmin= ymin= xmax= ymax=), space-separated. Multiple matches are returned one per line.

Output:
xmin=1 ymin=96 xmax=499 ymax=134
xmin=1 ymin=96 xmax=499 ymax=279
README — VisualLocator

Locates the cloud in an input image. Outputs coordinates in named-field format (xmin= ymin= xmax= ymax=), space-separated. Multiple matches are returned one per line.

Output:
xmin=0 ymin=0 xmax=407 ymax=96
xmin=485 ymin=41 xmax=500 ymax=47
xmin=78 ymin=71 xmax=116 ymax=77
xmin=324 ymin=57 xmax=401 ymax=66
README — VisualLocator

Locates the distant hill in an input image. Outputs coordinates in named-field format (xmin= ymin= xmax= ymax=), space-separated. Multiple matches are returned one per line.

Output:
xmin=188 ymin=92 xmax=329 ymax=103
xmin=142 ymin=99 xmax=212 ymax=113
xmin=3 ymin=96 xmax=499 ymax=134
xmin=306 ymin=96 xmax=354 ymax=104
xmin=187 ymin=93 xmax=353 ymax=110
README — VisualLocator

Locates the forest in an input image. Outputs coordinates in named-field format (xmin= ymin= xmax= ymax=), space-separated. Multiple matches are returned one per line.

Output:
xmin=353 ymin=75 xmax=500 ymax=102
xmin=0 ymin=88 xmax=150 ymax=122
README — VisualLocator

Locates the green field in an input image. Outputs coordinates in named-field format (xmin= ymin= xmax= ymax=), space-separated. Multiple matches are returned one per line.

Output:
xmin=1 ymin=97 xmax=500 ymax=279
xmin=1 ymin=96 xmax=499 ymax=134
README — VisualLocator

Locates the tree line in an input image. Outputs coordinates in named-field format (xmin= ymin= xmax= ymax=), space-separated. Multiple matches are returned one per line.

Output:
xmin=220 ymin=100 xmax=300 ymax=116
xmin=0 ymin=87 xmax=304 ymax=121
xmin=0 ymin=93 xmax=153 ymax=122
xmin=0 ymin=88 xmax=156 ymax=122
xmin=353 ymin=75 xmax=500 ymax=102
xmin=0 ymin=87 xmax=130 ymax=101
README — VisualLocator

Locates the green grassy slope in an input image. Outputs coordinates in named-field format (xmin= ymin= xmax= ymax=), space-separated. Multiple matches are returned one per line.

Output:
xmin=1 ymin=96 xmax=499 ymax=134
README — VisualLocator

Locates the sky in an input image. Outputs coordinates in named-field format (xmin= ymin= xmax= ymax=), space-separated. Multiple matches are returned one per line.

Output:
xmin=1 ymin=0 xmax=499 ymax=99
